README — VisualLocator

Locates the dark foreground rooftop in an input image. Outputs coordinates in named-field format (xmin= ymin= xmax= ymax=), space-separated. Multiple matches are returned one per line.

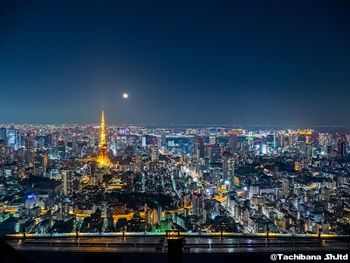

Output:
xmin=2 ymin=233 xmax=349 ymax=263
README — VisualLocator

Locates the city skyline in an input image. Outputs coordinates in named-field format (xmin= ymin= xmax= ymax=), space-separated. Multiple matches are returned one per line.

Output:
xmin=1 ymin=120 xmax=349 ymax=237
xmin=1 ymin=110 xmax=349 ymax=261
xmin=1 ymin=1 xmax=350 ymax=261
xmin=1 ymin=0 xmax=350 ymax=126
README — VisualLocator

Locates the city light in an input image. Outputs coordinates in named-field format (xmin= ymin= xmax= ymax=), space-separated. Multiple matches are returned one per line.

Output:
xmin=1 ymin=1 xmax=349 ymax=260
xmin=1 ymin=122 xmax=348 ymax=239
xmin=96 ymin=110 xmax=113 ymax=167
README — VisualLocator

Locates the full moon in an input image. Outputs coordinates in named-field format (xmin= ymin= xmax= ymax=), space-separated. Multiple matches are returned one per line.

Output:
xmin=122 ymin=93 xmax=129 ymax=99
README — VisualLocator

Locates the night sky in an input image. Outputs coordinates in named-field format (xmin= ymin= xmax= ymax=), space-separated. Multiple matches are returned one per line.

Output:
xmin=1 ymin=0 xmax=350 ymax=126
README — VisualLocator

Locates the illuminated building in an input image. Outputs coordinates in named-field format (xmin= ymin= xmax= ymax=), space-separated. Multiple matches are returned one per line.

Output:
xmin=0 ymin=127 xmax=7 ymax=142
xmin=208 ymin=143 xmax=221 ymax=164
xmin=229 ymin=133 xmax=237 ymax=153
xmin=62 ymin=170 xmax=72 ymax=196
xmin=56 ymin=140 xmax=66 ymax=159
xmin=192 ymin=193 xmax=204 ymax=219
xmin=337 ymin=135 xmax=347 ymax=158
xmin=96 ymin=110 xmax=113 ymax=167
xmin=209 ymin=134 xmax=216 ymax=144
xmin=294 ymin=161 xmax=302 ymax=172
xmin=222 ymin=151 xmax=235 ymax=189
xmin=7 ymin=126 xmax=20 ymax=150
xmin=151 ymin=146 xmax=159 ymax=162
xmin=267 ymin=133 xmax=276 ymax=151
xmin=25 ymin=194 xmax=38 ymax=209
xmin=0 ymin=139 xmax=6 ymax=164
xmin=194 ymin=137 xmax=205 ymax=161
xmin=25 ymin=135 xmax=35 ymax=166
xmin=298 ymin=129 xmax=313 ymax=136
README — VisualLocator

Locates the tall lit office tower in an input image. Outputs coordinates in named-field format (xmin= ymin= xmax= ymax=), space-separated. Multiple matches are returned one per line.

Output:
xmin=337 ymin=135 xmax=347 ymax=158
xmin=222 ymin=151 xmax=235 ymax=189
xmin=57 ymin=140 xmax=66 ymax=159
xmin=208 ymin=143 xmax=221 ymax=164
xmin=279 ymin=134 xmax=287 ymax=148
xmin=151 ymin=146 xmax=159 ymax=162
xmin=192 ymin=193 xmax=204 ymax=218
xmin=0 ymin=127 xmax=7 ymax=143
xmin=267 ymin=133 xmax=276 ymax=151
xmin=149 ymin=209 xmax=160 ymax=225
xmin=25 ymin=135 xmax=35 ymax=166
xmin=62 ymin=170 xmax=72 ymax=196
xmin=0 ymin=139 xmax=6 ymax=164
xmin=141 ymin=136 xmax=147 ymax=147
xmin=7 ymin=126 xmax=20 ymax=150
xmin=229 ymin=133 xmax=237 ymax=153
xmin=42 ymin=153 xmax=48 ymax=173
xmin=195 ymin=137 xmax=205 ymax=161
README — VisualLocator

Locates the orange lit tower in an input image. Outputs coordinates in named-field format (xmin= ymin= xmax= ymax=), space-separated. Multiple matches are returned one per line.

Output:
xmin=96 ymin=110 xmax=112 ymax=167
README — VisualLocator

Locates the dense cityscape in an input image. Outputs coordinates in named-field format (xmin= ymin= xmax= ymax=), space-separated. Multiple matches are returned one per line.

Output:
xmin=1 ymin=1 xmax=350 ymax=262
xmin=0 ymin=111 xmax=349 ymax=237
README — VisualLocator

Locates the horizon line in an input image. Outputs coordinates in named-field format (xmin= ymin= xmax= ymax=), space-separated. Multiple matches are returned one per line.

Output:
xmin=1 ymin=122 xmax=350 ymax=129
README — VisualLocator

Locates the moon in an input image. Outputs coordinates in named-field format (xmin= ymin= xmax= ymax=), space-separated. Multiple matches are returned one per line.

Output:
xmin=122 ymin=92 xmax=129 ymax=99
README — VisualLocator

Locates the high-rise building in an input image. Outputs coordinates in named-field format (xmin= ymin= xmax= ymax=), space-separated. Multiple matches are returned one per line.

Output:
xmin=151 ymin=146 xmax=159 ymax=162
xmin=96 ymin=110 xmax=112 ymax=167
xmin=208 ymin=143 xmax=221 ymax=164
xmin=195 ymin=137 xmax=205 ymax=161
xmin=267 ymin=133 xmax=276 ymax=151
xmin=0 ymin=127 xmax=7 ymax=143
xmin=25 ymin=135 xmax=35 ymax=166
xmin=229 ymin=133 xmax=237 ymax=153
xmin=7 ymin=126 xmax=20 ymax=150
xmin=337 ymin=135 xmax=347 ymax=158
xmin=62 ymin=170 xmax=72 ymax=196
xmin=222 ymin=151 xmax=235 ymax=188
xmin=0 ymin=139 xmax=7 ymax=164
xmin=56 ymin=140 xmax=66 ymax=159
xmin=192 ymin=193 xmax=204 ymax=218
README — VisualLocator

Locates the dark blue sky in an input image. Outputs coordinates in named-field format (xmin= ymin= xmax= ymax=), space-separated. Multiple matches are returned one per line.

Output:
xmin=1 ymin=0 xmax=349 ymax=126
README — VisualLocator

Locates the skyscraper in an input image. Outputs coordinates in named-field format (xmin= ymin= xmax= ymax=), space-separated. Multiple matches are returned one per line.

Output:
xmin=195 ymin=137 xmax=205 ymax=161
xmin=96 ymin=111 xmax=112 ymax=167
xmin=0 ymin=127 xmax=7 ymax=143
xmin=208 ymin=143 xmax=221 ymax=164
xmin=62 ymin=170 xmax=72 ymax=196
xmin=337 ymin=135 xmax=347 ymax=158
xmin=25 ymin=135 xmax=35 ymax=166
xmin=0 ymin=139 xmax=6 ymax=165
xmin=151 ymin=146 xmax=159 ymax=162
xmin=222 ymin=151 xmax=235 ymax=189
xmin=7 ymin=126 xmax=20 ymax=150
xmin=229 ymin=133 xmax=237 ymax=153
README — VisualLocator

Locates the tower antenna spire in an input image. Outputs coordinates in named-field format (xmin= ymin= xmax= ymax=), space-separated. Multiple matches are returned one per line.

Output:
xmin=96 ymin=110 xmax=112 ymax=167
